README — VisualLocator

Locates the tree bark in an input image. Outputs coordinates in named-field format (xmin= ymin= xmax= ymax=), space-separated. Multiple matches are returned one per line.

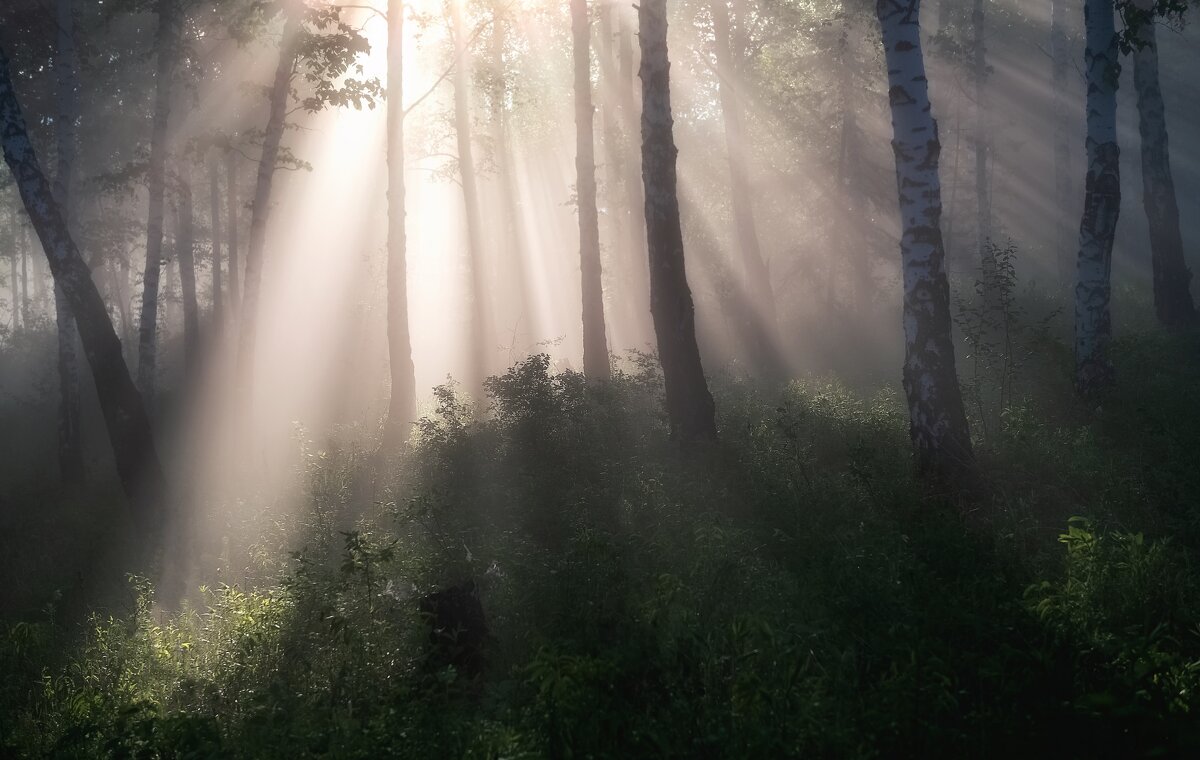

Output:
xmin=1051 ymin=0 xmax=1074 ymax=285
xmin=1074 ymin=0 xmax=1120 ymax=394
xmin=1130 ymin=2 xmax=1195 ymax=328
xmin=384 ymin=0 xmax=416 ymax=441
xmin=619 ymin=4 xmax=650 ymax=344
xmin=451 ymin=0 xmax=489 ymax=396
xmin=1 ymin=45 xmax=164 ymax=524
xmin=208 ymin=150 xmax=222 ymax=321
xmin=225 ymin=148 xmax=239 ymax=316
xmin=875 ymin=0 xmax=974 ymax=482
xmin=174 ymin=169 xmax=199 ymax=371
xmin=138 ymin=0 xmax=180 ymax=410
xmin=238 ymin=7 xmax=303 ymax=392
xmin=709 ymin=0 xmax=782 ymax=376
xmin=572 ymin=0 xmax=612 ymax=381
xmin=53 ymin=0 xmax=84 ymax=483
xmin=638 ymin=0 xmax=717 ymax=443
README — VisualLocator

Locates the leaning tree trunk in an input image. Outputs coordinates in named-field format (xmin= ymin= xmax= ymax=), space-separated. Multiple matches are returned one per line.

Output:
xmin=238 ymin=8 xmax=303 ymax=392
xmin=1074 ymin=0 xmax=1120 ymax=394
xmin=225 ymin=148 xmax=240 ymax=316
xmin=1130 ymin=0 xmax=1195 ymax=328
xmin=875 ymin=0 xmax=974 ymax=483
xmin=638 ymin=0 xmax=717 ymax=443
xmin=138 ymin=0 xmax=180 ymax=410
xmin=384 ymin=0 xmax=417 ymax=441
xmin=451 ymin=0 xmax=489 ymax=397
xmin=53 ymin=0 xmax=84 ymax=483
xmin=208 ymin=150 xmax=222 ymax=321
xmin=572 ymin=0 xmax=612 ymax=381
xmin=709 ymin=0 xmax=782 ymax=376
xmin=1051 ymin=0 xmax=1074 ymax=286
xmin=1 ymin=46 xmax=164 ymax=524
xmin=174 ymin=170 xmax=199 ymax=372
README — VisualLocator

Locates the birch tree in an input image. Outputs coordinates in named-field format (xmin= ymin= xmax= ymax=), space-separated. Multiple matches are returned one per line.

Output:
xmin=875 ymin=0 xmax=974 ymax=481
xmin=1074 ymin=0 xmax=1121 ymax=393
xmin=639 ymin=0 xmax=717 ymax=443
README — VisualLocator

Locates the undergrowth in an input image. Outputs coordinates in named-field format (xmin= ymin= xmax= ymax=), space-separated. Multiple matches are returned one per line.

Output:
xmin=2 ymin=335 xmax=1200 ymax=758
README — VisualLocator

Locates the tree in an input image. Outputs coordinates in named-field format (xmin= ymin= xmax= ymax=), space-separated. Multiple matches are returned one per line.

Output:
xmin=53 ymin=0 xmax=84 ymax=483
xmin=638 ymin=0 xmax=717 ymax=443
xmin=1 ymin=44 xmax=164 ymax=524
xmin=972 ymin=0 xmax=992 ymax=275
xmin=225 ymin=147 xmax=240 ymax=316
xmin=1074 ymin=0 xmax=1121 ymax=394
xmin=138 ymin=0 xmax=181 ymax=410
xmin=208 ymin=149 xmax=222 ymax=322
xmin=875 ymin=0 xmax=974 ymax=482
xmin=385 ymin=0 xmax=417 ymax=441
xmin=708 ymin=0 xmax=783 ymax=376
xmin=571 ymin=0 xmax=611 ymax=382
xmin=237 ymin=5 xmax=303 ymax=393
xmin=1126 ymin=0 xmax=1195 ymax=327
xmin=173 ymin=167 xmax=199 ymax=371
xmin=450 ymin=0 xmax=489 ymax=398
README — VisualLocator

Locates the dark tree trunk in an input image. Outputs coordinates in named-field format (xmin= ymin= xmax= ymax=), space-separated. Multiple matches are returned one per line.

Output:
xmin=174 ymin=170 xmax=199 ymax=371
xmin=638 ymin=0 xmax=717 ymax=443
xmin=451 ymin=0 xmax=489 ymax=396
xmin=53 ymin=0 xmax=84 ymax=483
xmin=1074 ymin=0 xmax=1120 ymax=394
xmin=238 ymin=8 xmax=303 ymax=392
xmin=209 ymin=150 xmax=222 ymax=321
xmin=875 ymin=0 xmax=974 ymax=483
xmin=1 ymin=45 xmax=165 ymax=524
xmin=225 ymin=148 xmax=240 ymax=315
xmin=138 ymin=0 xmax=180 ymax=410
xmin=709 ymin=0 xmax=782 ymax=376
xmin=572 ymin=0 xmax=611 ymax=381
xmin=385 ymin=0 xmax=416 ymax=441
xmin=1130 ymin=4 xmax=1195 ymax=328
xmin=1052 ymin=0 xmax=1074 ymax=285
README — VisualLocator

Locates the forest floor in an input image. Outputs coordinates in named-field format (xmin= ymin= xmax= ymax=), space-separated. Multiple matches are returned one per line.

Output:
xmin=3 ymin=329 xmax=1200 ymax=758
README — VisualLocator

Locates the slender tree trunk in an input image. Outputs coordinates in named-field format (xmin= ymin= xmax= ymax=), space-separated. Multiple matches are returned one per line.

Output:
xmin=639 ymin=0 xmax=716 ymax=443
xmin=709 ymin=0 xmax=782 ymax=375
xmin=208 ymin=151 xmax=222 ymax=321
xmin=489 ymin=4 xmax=536 ymax=348
xmin=619 ymin=4 xmax=650 ymax=344
xmin=53 ymin=0 xmax=84 ymax=482
xmin=384 ymin=0 xmax=416 ymax=441
xmin=1074 ymin=0 xmax=1120 ymax=394
xmin=1052 ymin=0 xmax=1074 ymax=285
xmin=20 ymin=225 xmax=29 ymax=326
xmin=1130 ymin=1 xmax=1195 ymax=328
xmin=572 ymin=0 xmax=612 ymax=381
xmin=1 ymin=46 xmax=164 ymax=523
xmin=225 ymin=148 xmax=240 ymax=315
xmin=875 ymin=0 xmax=974 ymax=483
xmin=451 ymin=0 xmax=489 ymax=395
xmin=238 ymin=8 xmax=302 ymax=392
xmin=174 ymin=170 xmax=199 ymax=371
xmin=138 ymin=0 xmax=180 ymax=410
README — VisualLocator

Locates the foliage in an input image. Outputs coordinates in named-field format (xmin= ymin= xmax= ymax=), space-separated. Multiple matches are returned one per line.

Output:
xmin=3 ymin=344 xmax=1200 ymax=757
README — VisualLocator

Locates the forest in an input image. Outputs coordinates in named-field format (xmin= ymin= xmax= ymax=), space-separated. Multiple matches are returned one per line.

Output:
xmin=1 ymin=0 xmax=1200 ymax=756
